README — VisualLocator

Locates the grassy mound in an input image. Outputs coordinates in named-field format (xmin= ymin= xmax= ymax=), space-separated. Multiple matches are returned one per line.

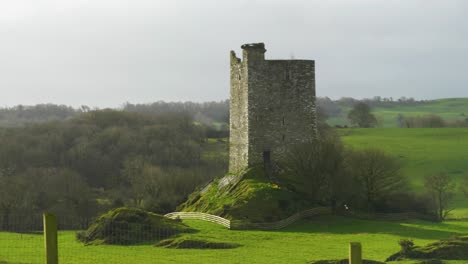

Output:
xmin=309 ymin=260 xmax=384 ymax=264
xmin=156 ymin=237 xmax=240 ymax=249
xmin=386 ymin=236 xmax=468 ymax=261
xmin=77 ymin=207 xmax=194 ymax=245
xmin=410 ymin=260 xmax=444 ymax=264
xmin=178 ymin=167 xmax=315 ymax=222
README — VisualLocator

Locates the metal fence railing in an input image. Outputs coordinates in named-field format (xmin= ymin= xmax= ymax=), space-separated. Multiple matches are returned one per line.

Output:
xmin=164 ymin=212 xmax=231 ymax=228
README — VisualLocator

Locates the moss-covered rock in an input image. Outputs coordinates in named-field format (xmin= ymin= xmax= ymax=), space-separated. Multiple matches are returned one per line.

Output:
xmin=156 ymin=237 xmax=240 ymax=249
xmin=386 ymin=236 xmax=468 ymax=261
xmin=77 ymin=207 xmax=194 ymax=245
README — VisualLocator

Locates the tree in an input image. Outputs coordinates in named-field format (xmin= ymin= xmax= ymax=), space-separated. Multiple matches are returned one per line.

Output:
xmin=17 ymin=167 xmax=98 ymax=227
xmin=281 ymin=134 xmax=349 ymax=206
xmin=402 ymin=114 xmax=446 ymax=128
xmin=460 ymin=172 xmax=468 ymax=197
xmin=346 ymin=149 xmax=406 ymax=212
xmin=347 ymin=102 xmax=377 ymax=128
xmin=316 ymin=105 xmax=332 ymax=134
xmin=424 ymin=173 xmax=455 ymax=221
xmin=396 ymin=114 xmax=405 ymax=128
xmin=0 ymin=175 xmax=25 ymax=229
xmin=122 ymin=156 xmax=151 ymax=207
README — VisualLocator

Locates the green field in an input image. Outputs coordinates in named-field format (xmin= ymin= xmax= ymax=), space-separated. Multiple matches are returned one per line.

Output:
xmin=328 ymin=98 xmax=468 ymax=127
xmin=3 ymin=125 xmax=468 ymax=263
xmin=202 ymin=128 xmax=468 ymax=218
xmin=2 ymin=217 xmax=468 ymax=264
xmin=340 ymin=128 xmax=468 ymax=218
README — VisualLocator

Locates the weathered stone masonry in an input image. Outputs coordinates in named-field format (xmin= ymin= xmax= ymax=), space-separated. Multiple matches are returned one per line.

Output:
xmin=229 ymin=43 xmax=318 ymax=173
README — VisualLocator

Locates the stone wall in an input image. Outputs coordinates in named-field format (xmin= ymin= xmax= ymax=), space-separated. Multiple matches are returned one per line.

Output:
xmin=229 ymin=43 xmax=317 ymax=173
xmin=229 ymin=50 xmax=249 ymax=172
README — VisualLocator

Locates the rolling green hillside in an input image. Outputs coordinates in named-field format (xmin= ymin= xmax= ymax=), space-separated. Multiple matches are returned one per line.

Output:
xmin=328 ymin=98 xmax=468 ymax=127
xmin=203 ymin=128 xmax=468 ymax=218
xmin=339 ymin=128 xmax=468 ymax=218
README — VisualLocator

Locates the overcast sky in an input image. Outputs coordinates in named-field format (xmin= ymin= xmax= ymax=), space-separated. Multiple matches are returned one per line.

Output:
xmin=1 ymin=0 xmax=468 ymax=107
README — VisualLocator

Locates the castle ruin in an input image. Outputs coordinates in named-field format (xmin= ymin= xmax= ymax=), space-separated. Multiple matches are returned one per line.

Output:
xmin=229 ymin=43 xmax=318 ymax=173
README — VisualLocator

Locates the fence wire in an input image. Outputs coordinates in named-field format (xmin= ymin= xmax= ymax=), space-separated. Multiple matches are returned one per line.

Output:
xmin=2 ymin=213 xmax=283 ymax=264
xmin=0 ymin=214 xmax=44 ymax=264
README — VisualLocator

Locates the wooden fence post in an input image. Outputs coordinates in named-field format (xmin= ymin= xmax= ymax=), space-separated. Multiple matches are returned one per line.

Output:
xmin=43 ymin=213 xmax=58 ymax=264
xmin=349 ymin=242 xmax=362 ymax=264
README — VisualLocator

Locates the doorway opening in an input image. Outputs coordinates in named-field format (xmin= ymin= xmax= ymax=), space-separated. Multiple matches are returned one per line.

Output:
xmin=263 ymin=150 xmax=271 ymax=168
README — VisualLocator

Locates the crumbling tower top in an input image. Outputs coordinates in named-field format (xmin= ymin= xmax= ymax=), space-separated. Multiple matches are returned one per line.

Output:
xmin=241 ymin=42 xmax=267 ymax=62
xmin=241 ymin=43 xmax=266 ymax=51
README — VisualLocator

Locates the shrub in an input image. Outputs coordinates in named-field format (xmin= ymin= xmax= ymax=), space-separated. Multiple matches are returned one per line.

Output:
xmin=76 ymin=207 xmax=194 ymax=245
xmin=399 ymin=238 xmax=415 ymax=254
xmin=387 ymin=236 xmax=468 ymax=261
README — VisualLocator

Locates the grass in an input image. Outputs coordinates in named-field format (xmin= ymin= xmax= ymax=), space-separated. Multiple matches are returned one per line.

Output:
xmin=179 ymin=167 xmax=315 ymax=222
xmin=201 ymin=137 xmax=228 ymax=161
xmin=327 ymin=98 xmax=468 ymax=128
xmin=2 ymin=217 xmax=468 ymax=264
xmin=200 ymin=128 xmax=468 ymax=218
xmin=77 ymin=207 xmax=193 ymax=245
xmin=338 ymin=128 xmax=468 ymax=218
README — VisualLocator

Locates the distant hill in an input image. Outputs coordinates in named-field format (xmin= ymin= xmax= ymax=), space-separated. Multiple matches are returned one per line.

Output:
xmin=2 ymin=97 xmax=467 ymax=128
xmin=0 ymin=104 xmax=80 ymax=127
xmin=322 ymin=98 xmax=468 ymax=128
xmin=0 ymin=101 xmax=229 ymax=128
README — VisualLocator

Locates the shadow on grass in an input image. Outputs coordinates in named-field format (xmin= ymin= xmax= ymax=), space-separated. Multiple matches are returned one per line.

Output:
xmin=276 ymin=215 xmax=468 ymax=240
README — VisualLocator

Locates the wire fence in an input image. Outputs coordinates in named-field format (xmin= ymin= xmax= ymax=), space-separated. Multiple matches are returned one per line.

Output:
xmin=0 ymin=212 xmax=363 ymax=264
xmin=0 ymin=213 xmax=257 ymax=264
xmin=0 ymin=213 xmax=44 ymax=264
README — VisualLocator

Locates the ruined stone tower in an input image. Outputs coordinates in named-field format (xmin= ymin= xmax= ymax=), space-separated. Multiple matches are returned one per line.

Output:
xmin=229 ymin=43 xmax=317 ymax=173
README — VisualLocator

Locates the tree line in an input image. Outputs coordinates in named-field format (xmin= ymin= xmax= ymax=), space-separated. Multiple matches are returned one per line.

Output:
xmin=3 ymin=99 xmax=467 ymax=130
xmin=0 ymin=109 xmax=460 ymax=231
xmin=0 ymin=101 xmax=229 ymax=129
xmin=0 ymin=110 xmax=227 ymax=229
xmin=282 ymin=125 xmax=458 ymax=221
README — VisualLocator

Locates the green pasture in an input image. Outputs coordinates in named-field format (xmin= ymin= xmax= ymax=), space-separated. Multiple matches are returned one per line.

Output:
xmin=2 ymin=217 xmax=468 ymax=264
xmin=328 ymin=98 xmax=468 ymax=127
xmin=201 ymin=128 xmax=468 ymax=218
xmin=339 ymin=128 xmax=468 ymax=218
xmin=201 ymin=137 xmax=228 ymax=161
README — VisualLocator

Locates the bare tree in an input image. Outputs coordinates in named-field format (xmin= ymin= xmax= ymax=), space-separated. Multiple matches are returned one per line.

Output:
xmin=282 ymin=135 xmax=347 ymax=205
xmin=346 ymin=149 xmax=406 ymax=212
xmin=122 ymin=156 xmax=150 ymax=207
xmin=424 ymin=173 xmax=455 ymax=221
